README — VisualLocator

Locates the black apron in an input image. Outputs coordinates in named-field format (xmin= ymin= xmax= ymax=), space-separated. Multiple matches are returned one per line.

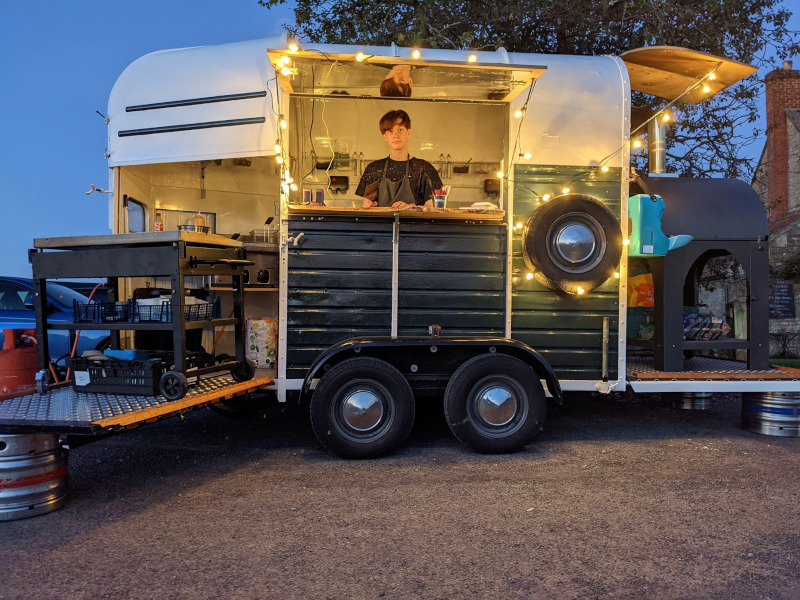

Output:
xmin=377 ymin=156 xmax=416 ymax=207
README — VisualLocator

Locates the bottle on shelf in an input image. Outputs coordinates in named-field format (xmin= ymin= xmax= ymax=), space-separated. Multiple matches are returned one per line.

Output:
xmin=154 ymin=211 xmax=164 ymax=231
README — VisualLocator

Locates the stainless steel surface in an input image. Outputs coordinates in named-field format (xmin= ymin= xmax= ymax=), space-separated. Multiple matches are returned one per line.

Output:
xmin=670 ymin=392 xmax=713 ymax=410
xmin=742 ymin=392 xmax=800 ymax=437
xmin=0 ymin=433 xmax=68 ymax=521
xmin=341 ymin=389 xmax=385 ymax=432
xmin=34 ymin=231 xmax=242 ymax=250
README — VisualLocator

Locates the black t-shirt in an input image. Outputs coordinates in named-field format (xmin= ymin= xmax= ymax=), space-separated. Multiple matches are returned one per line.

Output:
xmin=355 ymin=157 xmax=443 ymax=206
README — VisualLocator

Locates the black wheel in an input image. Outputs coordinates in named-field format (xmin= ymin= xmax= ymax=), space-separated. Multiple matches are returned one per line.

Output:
xmin=160 ymin=370 xmax=188 ymax=401
xmin=522 ymin=194 xmax=622 ymax=294
xmin=35 ymin=370 xmax=50 ymax=395
xmin=231 ymin=359 xmax=256 ymax=382
xmin=310 ymin=357 xmax=415 ymax=459
xmin=443 ymin=354 xmax=546 ymax=454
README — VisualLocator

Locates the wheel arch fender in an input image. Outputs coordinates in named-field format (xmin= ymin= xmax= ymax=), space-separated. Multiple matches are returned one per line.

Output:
xmin=300 ymin=337 xmax=562 ymax=405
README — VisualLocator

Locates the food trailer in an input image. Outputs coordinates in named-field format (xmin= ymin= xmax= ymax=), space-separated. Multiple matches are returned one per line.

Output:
xmin=3 ymin=35 xmax=799 ymax=475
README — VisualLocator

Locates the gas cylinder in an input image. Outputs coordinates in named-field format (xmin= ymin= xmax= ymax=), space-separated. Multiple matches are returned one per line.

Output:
xmin=0 ymin=329 xmax=38 ymax=396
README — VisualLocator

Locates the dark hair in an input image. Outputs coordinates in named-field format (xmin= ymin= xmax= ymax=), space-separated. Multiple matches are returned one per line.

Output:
xmin=380 ymin=78 xmax=412 ymax=97
xmin=379 ymin=110 xmax=411 ymax=134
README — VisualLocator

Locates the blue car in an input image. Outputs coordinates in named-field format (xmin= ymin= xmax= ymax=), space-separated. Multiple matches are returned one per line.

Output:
xmin=0 ymin=276 xmax=110 ymax=365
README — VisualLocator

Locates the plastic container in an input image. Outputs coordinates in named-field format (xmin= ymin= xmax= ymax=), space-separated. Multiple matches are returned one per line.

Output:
xmin=66 ymin=356 xmax=166 ymax=395
xmin=73 ymin=300 xmax=133 ymax=323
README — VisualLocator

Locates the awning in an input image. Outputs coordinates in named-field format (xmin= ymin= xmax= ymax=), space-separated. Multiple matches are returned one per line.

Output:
xmin=620 ymin=46 xmax=757 ymax=104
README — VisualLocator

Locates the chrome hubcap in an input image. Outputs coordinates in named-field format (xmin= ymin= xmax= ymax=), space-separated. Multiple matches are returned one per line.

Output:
xmin=476 ymin=384 xmax=518 ymax=426
xmin=341 ymin=389 xmax=385 ymax=431
xmin=554 ymin=223 xmax=596 ymax=264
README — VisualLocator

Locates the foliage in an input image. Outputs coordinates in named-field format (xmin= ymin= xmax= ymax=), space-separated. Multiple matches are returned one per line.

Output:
xmin=777 ymin=251 xmax=800 ymax=280
xmin=260 ymin=0 xmax=799 ymax=180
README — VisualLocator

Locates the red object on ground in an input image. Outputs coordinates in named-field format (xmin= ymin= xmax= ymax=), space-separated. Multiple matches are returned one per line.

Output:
xmin=0 ymin=329 xmax=38 ymax=396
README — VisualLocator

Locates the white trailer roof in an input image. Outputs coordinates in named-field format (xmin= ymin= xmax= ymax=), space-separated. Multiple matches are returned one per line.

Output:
xmin=108 ymin=37 xmax=284 ymax=167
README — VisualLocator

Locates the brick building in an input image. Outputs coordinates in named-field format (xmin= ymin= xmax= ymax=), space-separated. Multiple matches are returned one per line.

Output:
xmin=753 ymin=60 xmax=800 ymax=353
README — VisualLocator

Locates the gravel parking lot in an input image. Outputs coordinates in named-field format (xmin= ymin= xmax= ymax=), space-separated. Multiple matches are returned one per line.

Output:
xmin=2 ymin=391 xmax=799 ymax=599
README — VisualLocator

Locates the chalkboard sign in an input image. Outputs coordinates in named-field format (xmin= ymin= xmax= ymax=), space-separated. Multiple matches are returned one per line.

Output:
xmin=769 ymin=283 xmax=796 ymax=319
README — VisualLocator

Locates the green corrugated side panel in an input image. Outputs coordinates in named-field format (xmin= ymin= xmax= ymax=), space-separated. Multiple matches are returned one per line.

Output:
xmin=398 ymin=221 xmax=506 ymax=337
xmin=511 ymin=165 xmax=622 ymax=380
xmin=286 ymin=216 xmax=507 ymax=378
xmin=287 ymin=216 xmax=394 ymax=378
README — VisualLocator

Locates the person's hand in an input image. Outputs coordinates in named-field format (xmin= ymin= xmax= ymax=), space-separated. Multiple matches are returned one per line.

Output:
xmin=362 ymin=198 xmax=377 ymax=208
xmin=391 ymin=201 xmax=409 ymax=209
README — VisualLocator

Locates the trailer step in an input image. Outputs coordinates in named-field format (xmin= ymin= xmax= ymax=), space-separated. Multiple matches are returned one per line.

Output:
xmin=0 ymin=376 xmax=273 ymax=434
xmin=628 ymin=356 xmax=800 ymax=381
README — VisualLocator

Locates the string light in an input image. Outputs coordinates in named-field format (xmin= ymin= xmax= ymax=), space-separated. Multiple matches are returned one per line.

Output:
xmin=525 ymin=272 xmax=534 ymax=280
xmin=514 ymin=108 xmax=525 ymax=119
xmin=523 ymin=152 xmax=532 ymax=160
xmin=632 ymin=139 xmax=642 ymax=149
xmin=702 ymin=84 xmax=711 ymax=93
xmin=614 ymin=272 xmax=620 ymax=279
xmin=290 ymin=183 xmax=298 ymax=191
xmin=412 ymin=49 xmax=421 ymax=59
xmin=496 ymin=171 xmax=504 ymax=179
xmin=356 ymin=52 xmax=366 ymax=62
xmin=576 ymin=287 xmax=586 ymax=295
xmin=467 ymin=54 xmax=477 ymax=63
xmin=274 ymin=142 xmax=281 ymax=154
xmin=561 ymin=187 xmax=570 ymax=194
xmin=276 ymin=156 xmax=284 ymax=164
xmin=542 ymin=193 xmax=551 ymax=201
xmin=709 ymin=73 xmax=716 ymax=80
xmin=280 ymin=66 xmax=292 ymax=77
xmin=288 ymin=42 xmax=299 ymax=53
xmin=280 ymin=118 xmax=287 ymax=130
xmin=662 ymin=112 xmax=671 ymax=122
xmin=601 ymin=165 xmax=609 ymax=173
xmin=622 ymin=239 xmax=630 ymax=246
xmin=515 ymin=222 xmax=524 ymax=230
xmin=280 ymin=56 xmax=291 ymax=66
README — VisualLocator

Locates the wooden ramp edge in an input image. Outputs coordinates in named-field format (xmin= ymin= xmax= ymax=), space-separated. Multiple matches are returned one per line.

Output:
xmin=91 ymin=377 xmax=274 ymax=431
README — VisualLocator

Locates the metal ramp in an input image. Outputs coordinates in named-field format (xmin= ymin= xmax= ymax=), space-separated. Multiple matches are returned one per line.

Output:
xmin=0 ymin=376 xmax=274 ymax=434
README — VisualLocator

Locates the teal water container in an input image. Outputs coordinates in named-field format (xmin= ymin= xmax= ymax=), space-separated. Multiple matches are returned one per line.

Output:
xmin=628 ymin=194 xmax=692 ymax=257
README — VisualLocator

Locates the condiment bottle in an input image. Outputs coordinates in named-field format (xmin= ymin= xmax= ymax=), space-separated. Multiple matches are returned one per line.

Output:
xmin=154 ymin=211 xmax=164 ymax=231
xmin=193 ymin=212 xmax=206 ymax=227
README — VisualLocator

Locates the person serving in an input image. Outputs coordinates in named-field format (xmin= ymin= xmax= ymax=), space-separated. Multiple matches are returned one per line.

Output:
xmin=356 ymin=109 xmax=443 ymax=209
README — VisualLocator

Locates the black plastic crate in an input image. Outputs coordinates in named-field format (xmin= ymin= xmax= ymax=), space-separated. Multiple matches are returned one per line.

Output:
xmin=73 ymin=299 xmax=133 ymax=323
xmin=67 ymin=356 xmax=165 ymax=395
xmin=134 ymin=297 xmax=221 ymax=323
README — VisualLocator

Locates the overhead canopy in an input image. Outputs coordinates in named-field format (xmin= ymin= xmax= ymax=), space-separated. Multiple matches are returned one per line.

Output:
xmin=620 ymin=46 xmax=757 ymax=105
xmin=267 ymin=49 xmax=546 ymax=103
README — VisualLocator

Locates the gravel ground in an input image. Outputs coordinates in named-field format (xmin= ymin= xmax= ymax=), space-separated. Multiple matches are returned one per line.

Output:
xmin=1 ymin=391 xmax=799 ymax=599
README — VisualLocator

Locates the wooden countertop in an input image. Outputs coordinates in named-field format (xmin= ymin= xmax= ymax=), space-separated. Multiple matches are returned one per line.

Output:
xmin=287 ymin=204 xmax=505 ymax=220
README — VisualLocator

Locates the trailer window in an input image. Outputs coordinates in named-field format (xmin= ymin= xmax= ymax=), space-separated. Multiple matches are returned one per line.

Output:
xmin=124 ymin=195 xmax=146 ymax=233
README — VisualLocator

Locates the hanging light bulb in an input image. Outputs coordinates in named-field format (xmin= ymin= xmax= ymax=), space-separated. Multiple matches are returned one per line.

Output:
xmin=542 ymin=193 xmax=551 ymax=201
xmin=632 ymin=139 xmax=642 ymax=149
xmin=274 ymin=142 xmax=281 ymax=154
xmin=662 ymin=112 xmax=671 ymax=123
xmin=356 ymin=52 xmax=366 ymax=62
xmin=702 ymin=84 xmax=711 ymax=93
xmin=280 ymin=118 xmax=287 ymax=130
xmin=709 ymin=73 xmax=716 ymax=81
xmin=496 ymin=171 xmax=504 ymax=179
xmin=576 ymin=287 xmax=586 ymax=295
xmin=515 ymin=222 xmax=524 ymax=230
xmin=514 ymin=108 xmax=524 ymax=119
xmin=561 ymin=187 xmax=570 ymax=194
xmin=281 ymin=183 xmax=290 ymax=194
xmin=614 ymin=272 xmax=620 ymax=279
xmin=276 ymin=156 xmax=284 ymax=164
xmin=412 ymin=49 xmax=421 ymax=59
xmin=290 ymin=183 xmax=298 ymax=191
xmin=523 ymin=152 xmax=532 ymax=160
xmin=622 ymin=239 xmax=630 ymax=246
xmin=288 ymin=42 xmax=299 ymax=53
xmin=280 ymin=66 xmax=292 ymax=77
xmin=280 ymin=56 xmax=291 ymax=66
xmin=601 ymin=165 xmax=609 ymax=173
xmin=525 ymin=272 xmax=534 ymax=280
xmin=467 ymin=54 xmax=477 ymax=63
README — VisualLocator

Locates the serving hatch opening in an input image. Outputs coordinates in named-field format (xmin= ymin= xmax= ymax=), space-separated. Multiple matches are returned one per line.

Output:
xmin=267 ymin=48 xmax=547 ymax=103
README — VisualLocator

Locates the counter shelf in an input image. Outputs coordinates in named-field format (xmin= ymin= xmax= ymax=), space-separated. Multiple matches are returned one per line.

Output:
xmin=29 ymin=231 xmax=254 ymax=399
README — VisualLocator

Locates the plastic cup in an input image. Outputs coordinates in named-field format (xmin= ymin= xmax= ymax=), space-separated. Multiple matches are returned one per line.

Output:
xmin=434 ymin=195 xmax=446 ymax=209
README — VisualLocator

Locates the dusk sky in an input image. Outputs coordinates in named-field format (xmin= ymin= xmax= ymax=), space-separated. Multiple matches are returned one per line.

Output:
xmin=0 ymin=1 xmax=294 ymax=277
xmin=0 ymin=2 xmax=797 ymax=278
